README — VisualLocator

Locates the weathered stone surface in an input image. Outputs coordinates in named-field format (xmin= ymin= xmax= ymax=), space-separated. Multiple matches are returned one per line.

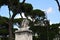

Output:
xmin=15 ymin=27 xmax=32 ymax=40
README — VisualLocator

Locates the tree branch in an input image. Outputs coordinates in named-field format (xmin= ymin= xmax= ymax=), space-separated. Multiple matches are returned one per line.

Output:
xmin=55 ymin=0 xmax=60 ymax=6
xmin=55 ymin=0 xmax=60 ymax=11
xmin=22 ymin=0 xmax=26 ymax=4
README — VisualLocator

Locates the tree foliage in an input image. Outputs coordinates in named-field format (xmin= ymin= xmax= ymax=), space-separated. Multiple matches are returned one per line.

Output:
xmin=0 ymin=0 xmax=60 ymax=40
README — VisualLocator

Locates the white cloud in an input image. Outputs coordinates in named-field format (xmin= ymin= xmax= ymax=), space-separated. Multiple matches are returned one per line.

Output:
xmin=42 ymin=7 xmax=53 ymax=14
xmin=46 ymin=7 xmax=53 ymax=13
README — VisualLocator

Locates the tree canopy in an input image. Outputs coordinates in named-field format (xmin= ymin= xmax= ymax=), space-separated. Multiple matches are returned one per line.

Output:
xmin=0 ymin=0 xmax=60 ymax=40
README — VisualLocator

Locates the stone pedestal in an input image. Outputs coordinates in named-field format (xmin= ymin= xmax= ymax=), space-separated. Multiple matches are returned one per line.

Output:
xmin=15 ymin=27 xmax=32 ymax=40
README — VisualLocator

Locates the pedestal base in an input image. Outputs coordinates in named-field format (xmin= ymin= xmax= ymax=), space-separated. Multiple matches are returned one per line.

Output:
xmin=15 ymin=27 xmax=32 ymax=40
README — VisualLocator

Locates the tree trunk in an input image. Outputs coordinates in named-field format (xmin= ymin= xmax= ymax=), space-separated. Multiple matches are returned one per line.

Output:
xmin=8 ymin=7 xmax=13 ymax=40
xmin=9 ymin=21 xmax=13 ymax=40
xmin=8 ymin=0 xmax=26 ymax=40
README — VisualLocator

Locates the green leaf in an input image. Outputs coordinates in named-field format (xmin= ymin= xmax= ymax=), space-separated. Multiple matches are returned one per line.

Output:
xmin=22 ymin=3 xmax=33 ymax=13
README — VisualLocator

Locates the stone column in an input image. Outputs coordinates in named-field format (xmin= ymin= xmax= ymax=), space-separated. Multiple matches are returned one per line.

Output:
xmin=15 ymin=27 xmax=32 ymax=40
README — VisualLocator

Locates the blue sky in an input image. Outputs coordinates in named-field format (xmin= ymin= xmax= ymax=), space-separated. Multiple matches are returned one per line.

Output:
xmin=0 ymin=0 xmax=60 ymax=24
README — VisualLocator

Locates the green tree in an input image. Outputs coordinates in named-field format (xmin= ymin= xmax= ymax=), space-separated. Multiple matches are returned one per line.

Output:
xmin=11 ymin=2 xmax=48 ymax=40
xmin=48 ymin=23 xmax=60 ymax=40
xmin=0 ymin=16 xmax=18 ymax=40
xmin=0 ymin=0 xmax=50 ymax=40
xmin=0 ymin=0 xmax=25 ymax=40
